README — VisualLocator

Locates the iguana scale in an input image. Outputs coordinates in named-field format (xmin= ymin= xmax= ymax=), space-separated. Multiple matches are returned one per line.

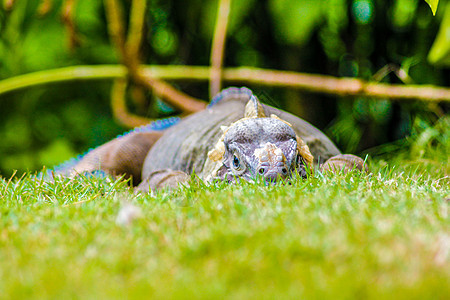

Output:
xmin=55 ymin=87 xmax=366 ymax=190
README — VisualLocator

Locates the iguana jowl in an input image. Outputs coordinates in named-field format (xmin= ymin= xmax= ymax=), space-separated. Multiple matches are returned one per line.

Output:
xmin=57 ymin=87 xmax=366 ymax=190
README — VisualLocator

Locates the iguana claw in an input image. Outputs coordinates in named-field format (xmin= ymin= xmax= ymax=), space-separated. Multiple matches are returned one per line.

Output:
xmin=320 ymin=154 xmax=368 ymax=174
xmin=137 ymin=169 xmax=190 ymax=192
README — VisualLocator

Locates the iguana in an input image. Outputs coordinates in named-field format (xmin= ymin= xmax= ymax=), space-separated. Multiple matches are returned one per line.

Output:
xmin=55 ymin=87 xmax=366 ymax=191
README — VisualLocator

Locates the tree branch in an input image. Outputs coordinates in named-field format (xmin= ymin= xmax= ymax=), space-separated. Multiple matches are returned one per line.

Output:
xmin=126 ymin=0 xmax=146 ymax=62
xmin=210 ymin=0 xmax=231 ymax=99
xmin=110 ymin=79 xmax=153 ymax=127
xmin=103 ymin=0 xmax=206 ymax=115
xmin=61 ymin=0 xmax=80 ymax=49
xmin=103 ymin=0 xmax=129 ymax=66
xmin=1 ymin=65 xmax=449 ymax=102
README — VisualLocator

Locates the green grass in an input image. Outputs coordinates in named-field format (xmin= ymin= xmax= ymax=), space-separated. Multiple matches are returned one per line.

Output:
xmin=0 ymin=158 xmax=448 ymax=299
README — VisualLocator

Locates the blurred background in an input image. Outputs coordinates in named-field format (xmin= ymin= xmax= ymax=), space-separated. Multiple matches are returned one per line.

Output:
xmin=0 ymin=0 xmax=448 ymax=177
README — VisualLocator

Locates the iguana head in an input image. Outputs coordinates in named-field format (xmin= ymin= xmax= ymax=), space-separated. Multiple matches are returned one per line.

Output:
xmin=207 ymin=88 xmax=313 ymax=183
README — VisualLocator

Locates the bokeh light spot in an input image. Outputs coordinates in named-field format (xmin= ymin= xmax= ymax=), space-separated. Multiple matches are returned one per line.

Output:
xmin=352 ymin=0 xmax=374 ymax=24
xmin=152 ymin=28 xmax=178 ymax=56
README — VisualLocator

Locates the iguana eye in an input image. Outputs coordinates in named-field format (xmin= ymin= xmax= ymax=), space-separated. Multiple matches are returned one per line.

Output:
xmin=233 ymin=155 xmax=240 ymax=168
xmin=230 ymin=153 xmax=246 ymax=175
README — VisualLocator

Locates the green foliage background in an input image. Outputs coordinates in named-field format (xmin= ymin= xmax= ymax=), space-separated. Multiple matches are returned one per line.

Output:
xmin=0 ymin=0 xmax=448 ymax=177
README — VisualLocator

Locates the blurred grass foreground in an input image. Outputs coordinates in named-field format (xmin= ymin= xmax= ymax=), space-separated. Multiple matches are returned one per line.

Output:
xmin=0 ymin=161 xmax=448 ymax=298
xmin=0 ymin=0 xmax=448 ymax=298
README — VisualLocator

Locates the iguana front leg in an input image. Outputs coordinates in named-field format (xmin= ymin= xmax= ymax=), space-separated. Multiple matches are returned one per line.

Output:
xmin=136 ymin=169 xmax=190 ymax=191
xmin=320 ymin=154 xmax=368 ymax=173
